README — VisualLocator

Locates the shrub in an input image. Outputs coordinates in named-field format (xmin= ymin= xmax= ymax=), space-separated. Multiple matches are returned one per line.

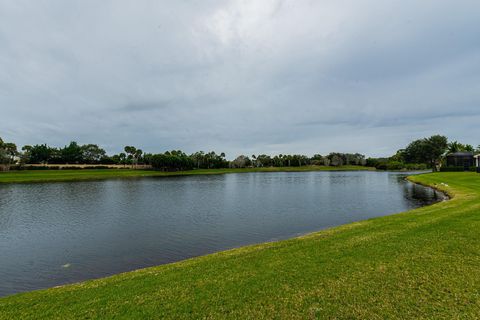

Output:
xmin=310 ymin=160 xmax=323 ymax=166
xmin=150 ymin=153 xmax=194 ymax=171
xmin=385 ymin=161 xmax=404 ymax=170
xmin=440 ymin=166 xmax=477 ymax=172
xmin=23 ymin=166 xmax=61 ymax=170
xmin=404 ymin=163 xmax=428 ymax=170
xmin=374 ymin=162 xmax=388 ymax=170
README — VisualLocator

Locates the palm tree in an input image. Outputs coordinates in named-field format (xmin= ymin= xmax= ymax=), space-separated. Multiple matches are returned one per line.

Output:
xmin=447 ymin=141 xmax=462 ymax=154
xmin=447 ymin=141 xmax=474 ymax=154
xmin=134 ymin=149 xmax=143 ymax=168
xmin=119 ymin=153 xmax=127 ymax=167
xmin=124 ymin=146 xmax=137 ymax=168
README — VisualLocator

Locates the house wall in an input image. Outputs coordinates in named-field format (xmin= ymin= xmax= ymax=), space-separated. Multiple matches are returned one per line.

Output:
xmin=446 ymin=156 xmax=474 ymax=167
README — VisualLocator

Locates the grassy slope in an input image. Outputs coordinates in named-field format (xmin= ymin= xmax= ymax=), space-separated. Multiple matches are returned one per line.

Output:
xmin=0 ymin=165 xmax=373 ymax=184
xmin=1 ymin=172 xmax=479 ymax=319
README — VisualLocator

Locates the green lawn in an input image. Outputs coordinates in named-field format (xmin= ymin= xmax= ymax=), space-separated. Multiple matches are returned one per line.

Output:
xmin=0 ymin=165 xmax=374 ymax=184
xmin=1 ymin=172 xmax=479 ymax=319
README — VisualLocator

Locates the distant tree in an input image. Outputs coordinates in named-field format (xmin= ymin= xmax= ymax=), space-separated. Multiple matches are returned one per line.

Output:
xmin=124 ymin=146 xmax=141 ymax=167
xmin=288 ymin=154 xmax=310 ymax=166
xmin=231 ymin=155 xmax=251 ymax=168
xmin=0 ymin=138 xmax=18 ymax=170
xmin=404 ymin=135 xmax=448 ymax=171
xmin=191 ymin=151 xmax=205 ymax=169
xmin=189 ymin=151 xmax=228 ymax=169
xmin=446 ymin=141 xmax=474 ymax=154
xmin=447 ymin=141 xmax=463 ymax=154
xmin=251 ymin=154 xmax=257 ymax=167
xmin=118 ymin=153 xmax=127 ymax=166
xmin=0 ymin=138 xmax=9 ymax=166
xmin=464 ymin=144 xmax=475 ymax=153
xmin=3 ymin=143 xmax=18 ymax=162
xmin=27 ymin=144 xmax=54 ymax=164
xmin=150 ymin=151 xmax=194 ymax=171
xmin=124 ymin=146 xmax=133 ymax=155
xmin=310 ymin=154 xmax=325 ymax=166
xmin=142 ymin=153 xmax=153 ymax=165
xmin=124 ymin=146 xmax=135 ymax=161
xmin=424 ymin=135 xmax=449 ymax=170
xmin=389 ymin=149 xmax=406 ymax=163
xmin=60 ymin=141 xmax=83 ymax=164
xmin=343 ymin=153 xmax=366 ymax=166
xmin=255 ymin=154 xmax=273 ymax=167
xmin=327 ymin=153 xmax=344 ymax=166
xmin=134 ymin=149 xmax=143 ymax=167
xmin=19 ymin=145 xmax=33 ymax=164
xmin=82 ymin=144 xmax=106 ymax=164
xmin=366 ymin=158 xmax=381 ymax=168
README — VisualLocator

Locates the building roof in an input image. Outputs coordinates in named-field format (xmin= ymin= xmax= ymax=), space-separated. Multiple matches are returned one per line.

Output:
xmin=447 ymin=152 xmax=474 ymax=157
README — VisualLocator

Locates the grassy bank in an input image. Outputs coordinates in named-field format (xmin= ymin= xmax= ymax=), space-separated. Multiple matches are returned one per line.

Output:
xmin=0 ymin=165 xmax=373 ymax=184
xmin=1 ymin=172 xmax=479 ymax=319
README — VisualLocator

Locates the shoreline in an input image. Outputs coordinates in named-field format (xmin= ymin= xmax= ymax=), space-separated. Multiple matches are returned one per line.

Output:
xmin=406 ymin=174 xmax=453 ymax=200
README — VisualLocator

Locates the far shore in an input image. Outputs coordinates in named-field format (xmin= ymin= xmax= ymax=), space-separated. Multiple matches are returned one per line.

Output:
xmin=0 ymin=165 xmax=375 ymax=184
xmin=18 ymin=163 xmax=153 ymax=169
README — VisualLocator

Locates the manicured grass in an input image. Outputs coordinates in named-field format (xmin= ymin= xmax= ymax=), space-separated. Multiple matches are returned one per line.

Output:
xmin=0 ymin=165 xmax=374 ymax=184
xmin=1 ymin=172 xmax=479 ymax=319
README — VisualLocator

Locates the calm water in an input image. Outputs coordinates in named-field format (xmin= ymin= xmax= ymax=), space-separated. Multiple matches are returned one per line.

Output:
xmin=0 ymin=171 xmax=443 ymax=296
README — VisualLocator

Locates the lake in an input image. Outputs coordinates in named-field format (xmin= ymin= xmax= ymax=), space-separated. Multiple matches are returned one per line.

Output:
xmin=0 ymin=171 xmax=444 ymax=296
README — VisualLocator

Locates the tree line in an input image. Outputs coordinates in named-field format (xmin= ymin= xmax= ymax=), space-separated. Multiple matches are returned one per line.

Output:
xmin=231 ymin=153 xmax=367 ymax=168
xmin=2 ymin=135 xmax=475 ymax=172
xmin=0 ymin=137 xmax=367 ymax=171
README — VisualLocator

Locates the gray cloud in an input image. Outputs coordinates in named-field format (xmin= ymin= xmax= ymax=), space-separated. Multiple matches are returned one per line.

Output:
xmin=1 ymin=0 xmax=479 ymax=158
xmin=118 ymin=100 xmax=172 ymax=112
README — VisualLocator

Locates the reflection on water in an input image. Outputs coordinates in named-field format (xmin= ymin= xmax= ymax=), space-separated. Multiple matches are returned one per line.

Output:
xmin=0 ymin=171 xmax=444 ymax=296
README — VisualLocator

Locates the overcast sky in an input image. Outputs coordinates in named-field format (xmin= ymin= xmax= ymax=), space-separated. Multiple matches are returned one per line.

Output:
xmin=1 ymin=0 xmax=479 ymax=158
